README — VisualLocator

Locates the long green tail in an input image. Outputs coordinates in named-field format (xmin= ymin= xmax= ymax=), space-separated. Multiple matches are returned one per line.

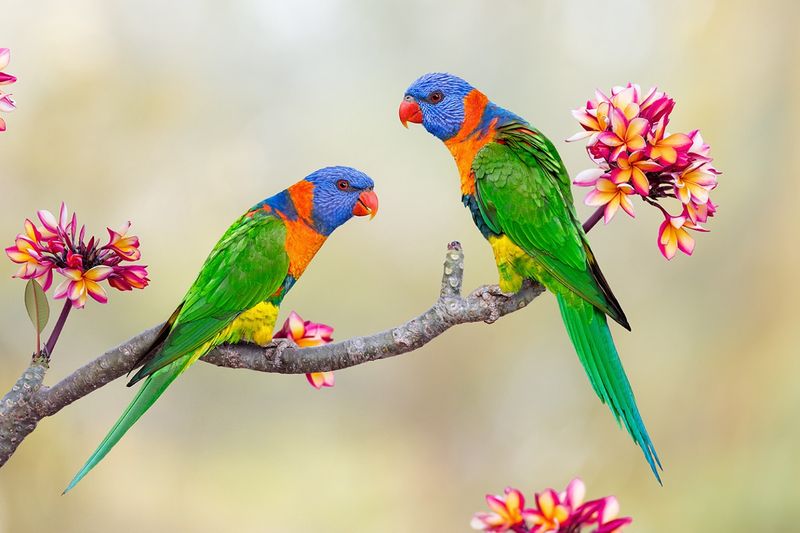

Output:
xmin=63 ymin=358 xmax=189 ymax=493
xmin=556 ymin=294 xmax=662 ymax=483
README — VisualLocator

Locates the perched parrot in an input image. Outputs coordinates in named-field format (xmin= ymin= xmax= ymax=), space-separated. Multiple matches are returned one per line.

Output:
xmin=64 ymin=166 xmax=379 ymax=492
xmin=399 ymin=73 xmax=661 ymax=481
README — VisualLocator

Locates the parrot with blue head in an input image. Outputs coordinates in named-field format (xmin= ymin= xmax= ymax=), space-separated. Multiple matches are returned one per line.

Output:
xmin=65 ymin=166 xmax=378 ymax=492
xmin=399 ymin=73 xmax=661 ymax=482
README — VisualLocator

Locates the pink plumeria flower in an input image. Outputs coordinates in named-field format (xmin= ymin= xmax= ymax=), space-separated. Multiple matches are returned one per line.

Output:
xmin=473 ymin=479 xmax=632 ymax=533
xmin=657 ymin=213 xmax=709 ymax=260
xmin=273 ymin=311 xmax=335 ymax=389
xmin=107 ymin=264 xmax=150 ymax=291
xmin=0 ymin=93 xmax=14 ymax=112
xmin=684 ymin=198 xmax=718 ymax=225
xmin=638 ymin=88 xmax=674 ymax=123
xmin=569 ymin=83 xmax=719 ymax=258
xmin=6 ymin=203 xmax=149 ymax=304
xmin=674 ymin=162 xmax=718 ymax=205
xmin=610 ymin=151 xmax=661 ymax=196
xmin=597 ymin=109 xmax=649 ymax=162
xmin=566 ymin=100 xmax=611 ymax=142
xmin=605 ymin=85 xmax=641 ymax=121
xmin=523 ymin=489 xmax=571 ymax=532
xmin=5 ymin=235 xmax=54 ymax=290
xmin=54 ymin=265 xmax=113 ymax=308
xmin=584 ymin=174 xmax=636 ymax=223
xmin=647 ymin=119 xmax=692 ymax=166
xmin=471 ymin=487 xmax=527 ymax=532
xmin=0 ymin=48 xmax=16 ymax=132
xmin=687 ymin=129 xmax=712 ymax=160
xmin=105 ymin=221 xmax=142 ymax=261
xmin=0 ymin=48 xmax=15 ymax=85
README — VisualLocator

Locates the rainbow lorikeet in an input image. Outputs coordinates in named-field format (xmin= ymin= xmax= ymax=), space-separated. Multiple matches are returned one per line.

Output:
xmin=399 ymin=73 xmax=661 ymax=481
xmin=65 ymin=167 xmax=379 ymax=492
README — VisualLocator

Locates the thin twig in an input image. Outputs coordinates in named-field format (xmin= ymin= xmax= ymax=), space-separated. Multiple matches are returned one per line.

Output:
xmin=44 ymin=300 xmax=72 ymax=356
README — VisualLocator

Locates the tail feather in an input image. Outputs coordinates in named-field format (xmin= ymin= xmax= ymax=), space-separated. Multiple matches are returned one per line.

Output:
xmin=63 ymin=358 xmax=189 ymax=493
xmin=556 ymin=293 xmax=662 ymax=482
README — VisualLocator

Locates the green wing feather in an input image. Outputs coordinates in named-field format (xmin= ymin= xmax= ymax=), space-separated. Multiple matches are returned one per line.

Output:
xmin=64 ymin=211 xmax=290 ymax=493
xmin=472 ymin=125 xmax=661 ymax=480
xmin=129 ymin=212 xmax=290 ymax=384
xmin=473 ymin=125 xmax=628 ymax=328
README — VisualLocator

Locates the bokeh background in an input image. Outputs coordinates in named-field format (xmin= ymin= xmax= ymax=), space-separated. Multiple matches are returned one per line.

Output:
xmin=1 ymin=0 xmax=799 ymax=531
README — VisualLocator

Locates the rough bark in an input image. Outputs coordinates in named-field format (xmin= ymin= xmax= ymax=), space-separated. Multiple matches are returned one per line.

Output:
xmin=0 ymin=242 xmax=544 ymax=467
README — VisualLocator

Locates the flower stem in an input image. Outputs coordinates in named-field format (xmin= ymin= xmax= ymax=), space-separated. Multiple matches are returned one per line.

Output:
xmin=582 ymin=206 xmax=605 ymax=233
xmin=44 ymin=300 xmax=72 ymax=357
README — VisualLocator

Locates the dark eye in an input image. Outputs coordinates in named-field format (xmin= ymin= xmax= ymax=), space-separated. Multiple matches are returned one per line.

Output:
xmin=428 ymin=90 xmax=444 ymax=104
xmin=336 ymin=179 xmax=350 ymax=191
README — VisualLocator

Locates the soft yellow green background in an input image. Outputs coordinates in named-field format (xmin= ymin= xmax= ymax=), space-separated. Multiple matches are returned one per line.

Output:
xmin=1 ymin=1 xmax=798 ymax=531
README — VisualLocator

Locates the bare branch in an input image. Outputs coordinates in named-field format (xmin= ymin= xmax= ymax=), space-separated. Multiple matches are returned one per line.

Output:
xmin=0 ymin=242 xmax=544 ymax=467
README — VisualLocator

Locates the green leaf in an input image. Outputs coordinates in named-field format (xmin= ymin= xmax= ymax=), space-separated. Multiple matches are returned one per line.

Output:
xmin=24 ymin=279 xmax=50 ymax=334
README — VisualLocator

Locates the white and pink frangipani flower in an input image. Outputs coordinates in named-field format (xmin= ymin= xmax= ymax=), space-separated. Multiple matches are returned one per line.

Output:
xmin=647 ymin=119 xmax=692 ymax=166
xmin=470 ymin=487 xmax=527 ymax=532
xmin=472 ymin=479 xmax=632 ymax=532
xmin=5 ymin=203 xmax=149 ymax=305
xmin=0 ymin=48 xmax=15 ymax=84
xmin=657 ymin=213 xmax=709 ymax=260
xmin=273 ymin=311 xmax=336 ymax=389
xmin=584 ymin=173 xmax=636 ymax=224
xmin=674 ymin=161 xmax=718 ymax=205
xmin=54 ymin=266 xmax=113 ymax=308
xmin=106 ymin=221 xmax=142 ymax=261
xmin=568 ymin=83 xmax=719 ymax=260
xmin=0 ymin=48 xmax=16 ymax=132
xmin=597 ymin=108 xmax=649 ymax=162
xmin=610 ymin=151 xmax=662 ymax=196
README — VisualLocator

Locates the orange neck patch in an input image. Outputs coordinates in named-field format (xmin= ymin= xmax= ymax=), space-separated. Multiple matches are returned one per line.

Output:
xmin=444 ymin=89 xmax=498 ymax=196
xmin=283 ymin=217 xmax=327 ymax=279
xmin=287 ymin=180 xmax=316 ymax=225
xmin=277 ymin=180 xmax=326 ymax=278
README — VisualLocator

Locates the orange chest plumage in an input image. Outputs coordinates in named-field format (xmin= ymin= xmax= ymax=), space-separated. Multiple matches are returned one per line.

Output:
xmin=444 ymin=90 xmax=498 ymax=196
xmin=282 ymin=218 xmax=326 ymax=279
xmin=282 ymin=181 xmax=327 ymax=279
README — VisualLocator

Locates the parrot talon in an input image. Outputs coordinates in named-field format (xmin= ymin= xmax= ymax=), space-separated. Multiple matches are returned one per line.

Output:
xmin=267 ymin=338 xmax=297 ymax=366
xmin=471 ymin=284 xmax=514 ymax=324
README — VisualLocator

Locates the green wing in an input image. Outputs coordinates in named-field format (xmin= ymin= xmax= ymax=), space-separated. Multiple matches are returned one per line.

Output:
xmin=473 ymin=124 xmax=629 ymax=329
xmin=129 ymin=212 xmax=290 ymax=384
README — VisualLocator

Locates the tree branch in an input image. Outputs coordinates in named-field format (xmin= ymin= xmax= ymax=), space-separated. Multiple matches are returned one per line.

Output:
xmin=0 ymin=241 xmax=544 ymax=467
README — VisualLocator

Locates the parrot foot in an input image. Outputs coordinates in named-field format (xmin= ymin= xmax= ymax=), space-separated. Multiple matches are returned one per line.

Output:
xmin=472 ymin=284 xmax=515 ymax=324
xmin=266 ymin=338 xmax=297 ymax=366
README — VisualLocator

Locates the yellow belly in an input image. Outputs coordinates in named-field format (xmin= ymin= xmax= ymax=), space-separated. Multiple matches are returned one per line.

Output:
xmin=175 ymin=301 xmax=280 ymax=372
xmin=488 ymin=235 xmax=541 ymax=293
xmin=227 ymin=301 xmax=281 ymax=346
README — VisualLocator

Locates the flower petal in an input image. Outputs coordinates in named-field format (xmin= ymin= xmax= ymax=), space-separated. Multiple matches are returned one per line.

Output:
xmin=287 ymin=311 xmax=306 ymax=339
xmin=84 ymin=265 xmax=113 ymax=281
xmin=573 ymin=168 xmax=605 ymax=186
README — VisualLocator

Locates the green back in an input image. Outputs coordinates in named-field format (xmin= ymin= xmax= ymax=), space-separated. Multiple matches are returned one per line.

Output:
xmin=130 ymin=212 xmax=290 ymax=382
xmin=472 ymin=124 xmax=628 ymax=328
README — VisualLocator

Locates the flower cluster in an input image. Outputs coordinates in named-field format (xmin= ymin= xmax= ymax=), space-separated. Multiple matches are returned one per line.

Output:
xmin=0 ymin=48 xmax=17 ymax=131
xmin=568 ymin=83 xmax=719 ymax=260
xmin=5 ymin=203 xmax=149 ymax=308
xmin=471 ymin=479 xmax=631 ymax=533
xmin=273 ymin=311 xmax=335 ymax=389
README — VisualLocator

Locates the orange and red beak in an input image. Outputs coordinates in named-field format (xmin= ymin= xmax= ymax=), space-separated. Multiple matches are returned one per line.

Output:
xmin=353 ymin=189 xmax=379 ymax=219
xmin=399 ymin=96 xmax=423 ymax=128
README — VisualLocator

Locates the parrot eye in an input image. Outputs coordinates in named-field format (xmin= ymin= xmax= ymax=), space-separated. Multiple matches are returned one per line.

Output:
xmin=336 ymin=179 xmax=350 ymax=191
xmin=428 ymin=90 xmax=444 ymax=104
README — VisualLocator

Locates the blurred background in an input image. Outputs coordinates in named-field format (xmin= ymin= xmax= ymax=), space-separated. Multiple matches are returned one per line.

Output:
xmin=1 ymin=0 xmax=798 ymax=530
